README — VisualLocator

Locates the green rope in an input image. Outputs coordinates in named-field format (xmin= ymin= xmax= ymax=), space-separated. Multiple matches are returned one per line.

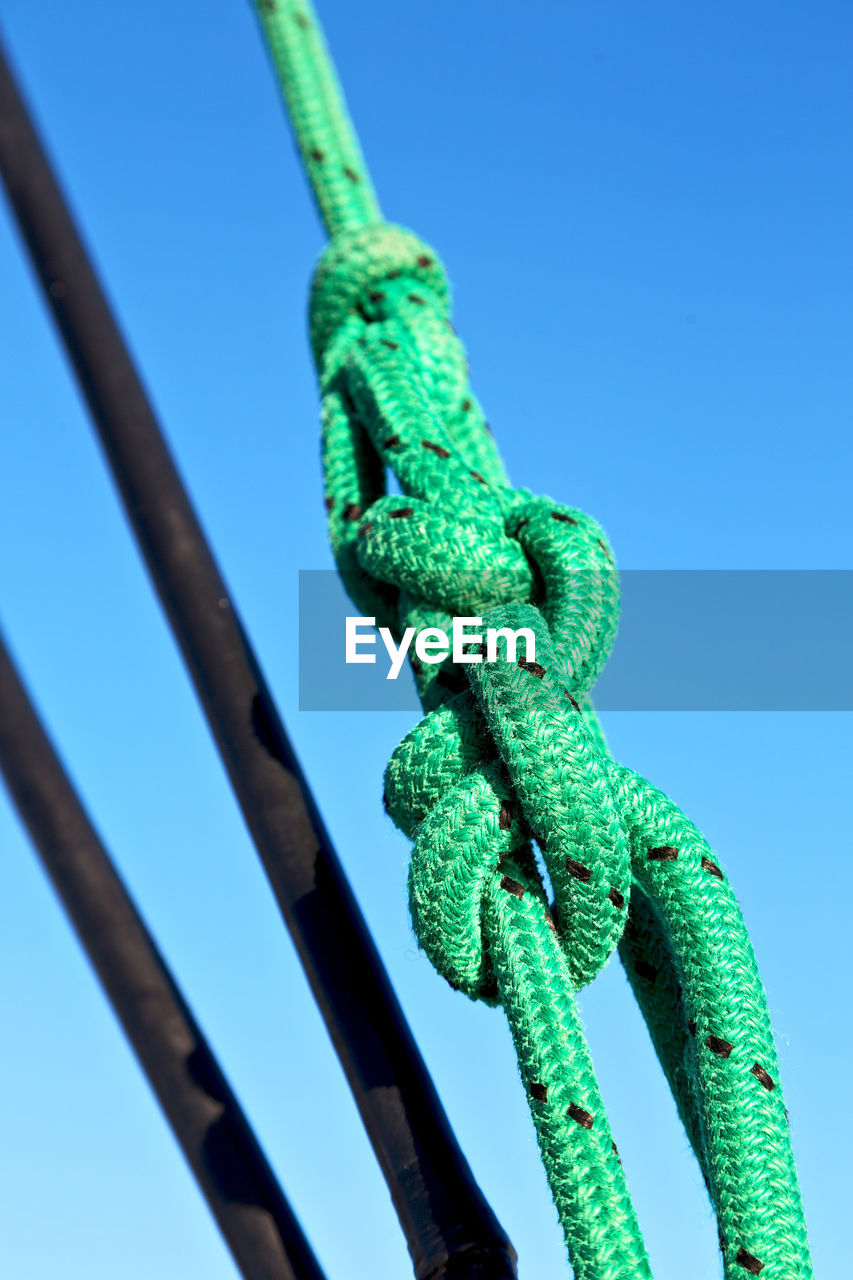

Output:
xmin=255 ymin=0 xmax=379 ymax=233
xmin=251 ymin=4 xmax=814 ymax=1277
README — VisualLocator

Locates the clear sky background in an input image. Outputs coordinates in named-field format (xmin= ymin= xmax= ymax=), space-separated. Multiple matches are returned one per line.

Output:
xmin=0 ymin=2 xmax=849 ymax=1277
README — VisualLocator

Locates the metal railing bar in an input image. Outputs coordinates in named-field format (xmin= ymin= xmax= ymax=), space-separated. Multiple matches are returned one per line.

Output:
xmin=0 ymin=36 xmax=517 ymax=1280
xmin=0 ymin=627 xmax=327 ymax=1280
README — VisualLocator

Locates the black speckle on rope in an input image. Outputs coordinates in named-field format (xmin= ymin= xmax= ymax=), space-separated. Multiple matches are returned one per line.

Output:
xmin=499 ymin=800 xmax=513 ymax=830
xmin=688 ymin=1018 xmax=697 ymax=1035
xmin=462 ymin=398 xmax=472 ymax=412
xmin=518 ymin=658 xmax=546 ymax=678
xmin=324 ymin=496 xmax=334 ymax=511
xmin=422 ymin=440 xmax=451 ymax=458
xmin=293 ymin=11 xmax=309 ymax=28
xmin=647 ymin=846 xmax=679 ymax=861
xmin=612 ymin=1141 xmax=621 ymax=1164
xmin=381 ymin=337 xmax=399 ymax=350
xmin=500 ymin=874 xmax=525 ymax=899
xmin=565 ymin=858 xmax=592 ymax=883
xmin=751 ymin=1063 xmax=775 ymax=1091
xmin=701 ymin=856 xmax=724 ymax=879
xmin=530 ymin=1082 xmax=548 ymax=1102
xmin=389 ymin=507 xmax=414 ymax=519
xmin=706 ymin=1034 xmax=734 ymax=1058
xmin=567 ymin=1103 xmax=594 ymax=1130
xmin=342 ymin=502 xmax=362 ymax=521
xmin=607 ymin=886 xmax=625 ymax=909
xmin=382 ymin=434 xmax=400 ymax=449
xmin=471 ymin=470 xmax=487 ymax=485
xmin=597 ymin=537 xmax=614 ymax=562
xmin=417 ymin=254 xmax=433 ymax=267
xmin=634 ymin=960 xmax=657 ymax=983
xmin=343 ymin=166 xmax=360 ymax=183
xmin=544 ymin=909 xmax=557 ymax=934
xmin=407 ymin=293 xmax=426 ymax=305
xmin=552 ymin=511 xmax=578 ymax=525
xmin=310 ymin=148 xmax=324 ymax=162
xmin=565 ymin=691 xmax=581 ymax=711
xmin=735 ymin=1247 xmax=764 ymax=1275
xmin=369 ymin=290 xmax=386 ymax=302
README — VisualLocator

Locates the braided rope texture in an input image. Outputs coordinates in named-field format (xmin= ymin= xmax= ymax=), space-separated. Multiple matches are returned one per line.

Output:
xmin=253 ymin=3 xmax=814 ymax=1276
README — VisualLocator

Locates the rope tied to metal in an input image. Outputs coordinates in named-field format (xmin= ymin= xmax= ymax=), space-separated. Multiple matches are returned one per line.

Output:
xmin=255 ymin=3 xmax=814 ymax=1277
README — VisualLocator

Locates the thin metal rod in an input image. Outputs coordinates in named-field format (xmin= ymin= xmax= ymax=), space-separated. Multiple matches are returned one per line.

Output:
xmin=0 ymin=629 xmax=326 ymax=1280
xmin=0 ymin=37 xmax=517 ymax=1280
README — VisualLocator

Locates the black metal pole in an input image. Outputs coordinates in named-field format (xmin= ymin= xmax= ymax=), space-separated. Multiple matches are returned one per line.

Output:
xmin=0 ymin=629 xmax=326 ymax=1280
xmin=0 ymin=37 xmax=517 ymax=1280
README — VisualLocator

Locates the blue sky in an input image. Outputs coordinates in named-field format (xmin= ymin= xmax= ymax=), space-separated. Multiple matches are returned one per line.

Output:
xmin=0 ymin=2 xmax=849 ymax=1277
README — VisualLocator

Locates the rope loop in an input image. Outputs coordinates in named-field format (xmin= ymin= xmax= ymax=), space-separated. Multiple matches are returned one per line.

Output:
xmin=505 ymin=493 xmax=621 ymax=694
xmin=468 ymin=602 xmax=630 ymax=989
xmin=393 ymin=599 xmax=632 ymax=994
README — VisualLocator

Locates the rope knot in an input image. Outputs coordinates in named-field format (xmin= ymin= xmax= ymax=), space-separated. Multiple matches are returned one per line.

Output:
xmin=310 ymin=223 xmax=449 ymax=363
xmin=315 ymin=220 xmax=631 ymax=995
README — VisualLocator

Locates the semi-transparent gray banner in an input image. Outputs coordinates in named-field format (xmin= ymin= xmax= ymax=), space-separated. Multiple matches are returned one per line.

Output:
xmin=298 ymin=570 xmax=853 ymax=711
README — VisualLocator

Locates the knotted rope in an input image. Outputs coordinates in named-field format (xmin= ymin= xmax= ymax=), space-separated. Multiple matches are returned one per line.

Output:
xmin=254 ymin=4 xmax=814 ymax=1277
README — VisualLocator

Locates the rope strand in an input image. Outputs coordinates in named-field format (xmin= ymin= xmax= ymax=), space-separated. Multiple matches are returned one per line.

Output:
xmin=252 ymin=1 xmax=379 ymax=234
